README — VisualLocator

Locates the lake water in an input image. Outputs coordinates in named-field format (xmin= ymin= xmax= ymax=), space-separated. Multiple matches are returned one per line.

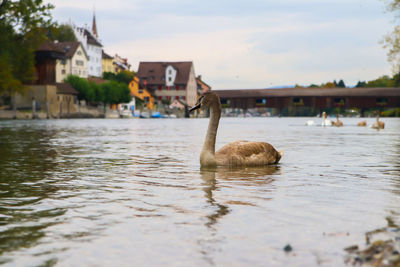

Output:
xmin=0 ymin=117 xmax=399 ymax=266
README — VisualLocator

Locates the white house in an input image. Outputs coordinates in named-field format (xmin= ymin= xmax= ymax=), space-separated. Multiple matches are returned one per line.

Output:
xmin=73 ymin=27 xmax=103 ymax=77
xmin=54 ymin=41 xmax=89 ymax=82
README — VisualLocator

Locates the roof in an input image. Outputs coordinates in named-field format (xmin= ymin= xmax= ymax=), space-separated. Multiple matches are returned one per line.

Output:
xmin=87 ymin=76 xmax=108 ymax=84
xmin=78 ymin=27 xmax=102 ymax=47
xmin=54 ymin=42 xmax=87 ymax=59
xmin=102 ymin=50 xmax=113 ymax=59
xmin=37 ymin=41 xmax=66 ymax=54
xmin=214 ymin=87 xmax=400 ymax=98
xmin=56 ymin=83 xmax=78 ymax=95
xmin=136 ymin=61 xmax=193 ymax=86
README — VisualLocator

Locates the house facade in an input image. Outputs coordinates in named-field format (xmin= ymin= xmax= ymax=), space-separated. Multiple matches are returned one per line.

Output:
xmin=113 ymin=54 xmax=131 ymax=72
xmin=74 ymin=27 xmax=102 ymax=77
xmin=55 ymin=42 xmax=88 ymax=82
xmin=136 ymin=61 xmax=198 ymax=107
xmin=102 ymin=50 xmax=114 ymax=73
xmin=129 ymin=76 xmax=155 ymax=109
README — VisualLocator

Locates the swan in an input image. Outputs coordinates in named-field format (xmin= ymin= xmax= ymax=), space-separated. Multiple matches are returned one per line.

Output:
xmin=332 ymin=114 xmax=343 ymax=127
xmin=357 ymin=120 xmax=367 ymax=127
xmin=371 ymin=114 xmax=385 ymax=129
xmin=321 ymin=112 xmax=333 ymax=126
xmin=189 ymin=92 xmax=282 ymax=167
xmin=305 ymin=120 xmax=315 ymax=126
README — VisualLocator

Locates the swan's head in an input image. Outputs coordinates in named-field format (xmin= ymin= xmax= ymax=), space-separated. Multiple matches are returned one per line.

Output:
xmin=189 ymin=92 xmax=220 ymax=112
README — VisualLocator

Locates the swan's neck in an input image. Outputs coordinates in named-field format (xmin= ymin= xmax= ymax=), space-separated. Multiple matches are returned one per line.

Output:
xmin=200 ymin=102 xmax=221 ymax=166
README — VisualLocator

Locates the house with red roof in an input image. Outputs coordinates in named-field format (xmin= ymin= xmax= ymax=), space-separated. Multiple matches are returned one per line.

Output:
xmin=136 ymin=61 xmax=198 ymax=107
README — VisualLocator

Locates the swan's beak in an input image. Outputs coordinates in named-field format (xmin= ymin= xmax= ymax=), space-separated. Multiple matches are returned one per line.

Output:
xmin=189 ymin=103 xmax=201 ymax=112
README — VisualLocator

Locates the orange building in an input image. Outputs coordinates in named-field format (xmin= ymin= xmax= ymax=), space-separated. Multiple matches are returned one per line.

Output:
xmin=129 ymin=76 xmax=155 ymax=109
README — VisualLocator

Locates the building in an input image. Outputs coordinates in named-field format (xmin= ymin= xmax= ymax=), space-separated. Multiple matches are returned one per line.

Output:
xmin=136 ymin=61 xmax=198 ymax=106
xmin=113 ymin=54 xmax=131 ymax=72
xmin=71 ymin=12 xmax=103 ymax=77
xmin=10 ymin=41 xmax=80 ymax=118
xmin=54 ymin=41 xmax=88 ymax=82
xmin=102 ymin=50 xmax=114 ymax=73
xmin=129 ymin=76 xmax=155 ymax=109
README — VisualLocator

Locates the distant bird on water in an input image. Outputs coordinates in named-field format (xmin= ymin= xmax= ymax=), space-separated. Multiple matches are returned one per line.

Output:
xmin=321 ymin=112 xmax=333 ymax=126
xmin=305 ymin=120 xmax=315 ymax=126
xmin=371 ymin=114 xmax=385 ymax=130
xmin=332 ymin=114 xmax=343 ymax=127
xmin=189 ymin=92 xmax=282 ymax=167
xmin=357 ymin=120 xmax=367 ymax=127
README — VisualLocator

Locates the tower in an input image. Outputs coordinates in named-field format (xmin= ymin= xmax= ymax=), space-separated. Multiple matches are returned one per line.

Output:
xmin=92 ymin=7 xmax=98 ymax=39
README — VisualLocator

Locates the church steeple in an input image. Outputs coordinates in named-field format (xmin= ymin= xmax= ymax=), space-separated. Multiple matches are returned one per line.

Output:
xmin=92 ymin=6 xmax=98 ymax=39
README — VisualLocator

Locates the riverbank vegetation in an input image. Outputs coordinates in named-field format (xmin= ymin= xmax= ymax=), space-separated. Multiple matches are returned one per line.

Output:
xmin=64 ymin=75 xmax=131 ymax=107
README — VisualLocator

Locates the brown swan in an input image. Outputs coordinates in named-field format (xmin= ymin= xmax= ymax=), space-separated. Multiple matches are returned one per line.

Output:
xmin=371 ymin=114 xmax=385 ymax=129
xmin=189 ymin=92 xmax=282 ymax=167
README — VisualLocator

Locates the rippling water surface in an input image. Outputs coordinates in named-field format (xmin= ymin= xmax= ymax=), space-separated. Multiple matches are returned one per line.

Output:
xmin=0 ymin=117 xmax=399 ymax=266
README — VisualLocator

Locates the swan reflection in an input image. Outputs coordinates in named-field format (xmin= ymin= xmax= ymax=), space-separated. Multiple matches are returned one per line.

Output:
xmin=200 ymin=165 xmax=280 ymax=228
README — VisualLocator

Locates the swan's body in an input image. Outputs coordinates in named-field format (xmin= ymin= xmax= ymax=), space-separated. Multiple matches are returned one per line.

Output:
xmin=332 ymin=114 xmax=343 ymax=127
xmin=357 ymin=120 xmax=367 ymax=127
xmin=190 ymin=92 xmax=282 ymax=167
xmin=305 ymin=120 xmax=315 ymax=126
xmin=321 ymin=112 xmax=333 ymax=126
xmin=371 ymin=115 xmax=385 ymax=129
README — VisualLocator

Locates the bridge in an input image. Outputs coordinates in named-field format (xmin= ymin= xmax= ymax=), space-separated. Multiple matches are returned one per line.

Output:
xmin=213 ymin=87 xmax=400 ymax=115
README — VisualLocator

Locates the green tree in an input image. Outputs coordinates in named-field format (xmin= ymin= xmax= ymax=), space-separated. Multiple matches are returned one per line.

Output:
xmin=115 ymin=70 xmax=135 ymax=85
xmin=355 ymin=81 xmax=367 ymax=87
xmin=102 ymin=72 xmax=117 ymax=81
xmin=103 ymin=70 xmax=136 ymax=85
xmin=337 ymin=79 xmax=346 ymax=88
xmin=49 ymin=24 xmax=77 ymax=42
xmin=65 ymin=75 xmax=94 ymax=102
xmin=365 ymin=75 xmax=393 ymax=87
xmin=0 ymin=0 xmax=55 ymax=94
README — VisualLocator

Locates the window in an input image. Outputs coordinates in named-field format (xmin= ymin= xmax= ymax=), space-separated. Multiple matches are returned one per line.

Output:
xmin=76 ymin=60 xmax=84 ymax=66
xmin=61 ymin=69 xmax=66 ymax=75
xmin=158 ymin=86 xmax=162 ymax=90
xmin=77 ymin=50 xmax=82 ymax=55
xmin=168 ymin=77 xmax=172 ymax=82
xmin=168 ymin=70 xmax=172 ymax=75
xmin=175 ymin=96 xmax=179 ymax=100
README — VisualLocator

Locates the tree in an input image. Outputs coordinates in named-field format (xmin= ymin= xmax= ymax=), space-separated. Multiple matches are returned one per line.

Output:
xmin=65 ymin=75 xmax=94 ymax=102
xmin=383 ymin=0 xmax=400 ymax=72
xmin=0 ymin=0 xmax=55 ymax=94
xmin=337 ymin=79 xmax=346 ymax=88
xmin=49 ymin=24 xmax=77 ymax=42
xmin=103 ymin=70 xmax=135 ymax=85
xmin=355 ymin=81 xmax=367 ymax=88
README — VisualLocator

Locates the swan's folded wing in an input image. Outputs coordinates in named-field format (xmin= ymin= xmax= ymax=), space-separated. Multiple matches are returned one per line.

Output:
xmin=216 ymin=141 xmax=281 ymax=166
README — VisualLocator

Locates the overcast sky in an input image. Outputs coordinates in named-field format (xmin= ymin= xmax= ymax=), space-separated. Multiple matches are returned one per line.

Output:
xmin=48 ymin=0 xmax=395 ymax=89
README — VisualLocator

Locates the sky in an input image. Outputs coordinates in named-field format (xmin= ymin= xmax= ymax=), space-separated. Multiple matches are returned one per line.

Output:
xmin=47 ymin=0 xmax=397 ymax=89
